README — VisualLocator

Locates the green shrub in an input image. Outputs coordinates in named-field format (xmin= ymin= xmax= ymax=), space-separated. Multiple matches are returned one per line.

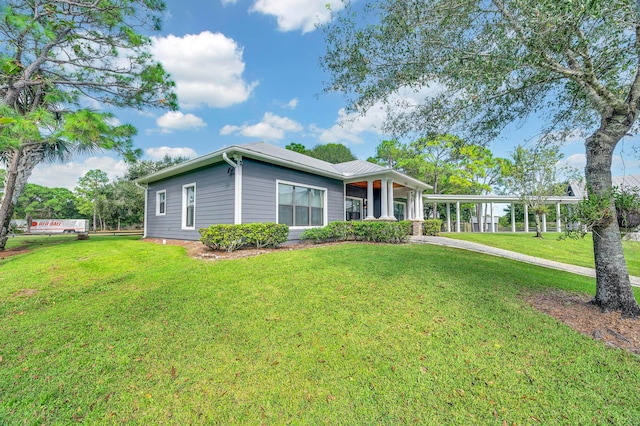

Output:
xmin=300 ymin=221 xmax=411 ymax=244
xmin=423 ymin=219 xmax=443 ymax=236
xmin=199 ymin=223 xmax=289 ymax=252
xmin=244 ymin=223 xmax=290 ymax=248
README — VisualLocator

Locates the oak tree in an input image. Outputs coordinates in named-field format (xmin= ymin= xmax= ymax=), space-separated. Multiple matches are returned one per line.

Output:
xmin=324 ymin=0 xmax=640 ymax=316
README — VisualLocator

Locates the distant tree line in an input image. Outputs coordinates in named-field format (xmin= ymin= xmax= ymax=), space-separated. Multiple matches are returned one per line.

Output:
xmin=6 ymin=155 xmax=186 ymax=231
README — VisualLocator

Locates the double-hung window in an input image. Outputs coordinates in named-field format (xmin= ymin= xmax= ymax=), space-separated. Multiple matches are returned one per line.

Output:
xmin=156 ymin=190 xmax=166 ymax=215
xmin=278 ymin=182 xmax=325 ymax=227
xmin=182 ymin=183 xmax=196 ymax=229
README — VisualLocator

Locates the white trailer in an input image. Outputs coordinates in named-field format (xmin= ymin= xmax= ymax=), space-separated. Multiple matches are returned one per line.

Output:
xmin=27 ymin=219 xmax=89 ymax=234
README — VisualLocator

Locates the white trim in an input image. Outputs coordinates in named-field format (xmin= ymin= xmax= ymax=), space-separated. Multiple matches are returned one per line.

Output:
xmin=276 ymin=179 xmax=328 ymax=228
xmin=393 ymin=200 xmax=406 ymax=221
xmin=155 ymin=189 xmax=166 ymax=216
xmin=235 ymin=156 xmax=243 ymax=224
xmin=143 ymin=187 xmax=148 ymax=238
xmin=181 ymin=182 xmax=196 ymax=230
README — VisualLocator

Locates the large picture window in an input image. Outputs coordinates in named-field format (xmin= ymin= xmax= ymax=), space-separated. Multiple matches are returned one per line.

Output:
xmin=182 ymin=183 xmax=196 ymax=229
xmin=156 ymin=190 xmax=166 ymax=216
xmin=278 ymin=182 xmax=325 ymax=227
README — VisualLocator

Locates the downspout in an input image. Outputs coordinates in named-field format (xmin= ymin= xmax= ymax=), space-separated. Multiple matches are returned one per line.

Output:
xmin=135 ymin=181 xmax=148 ymax=238
xmin=223 ymin=152 xmax=243 ymax=224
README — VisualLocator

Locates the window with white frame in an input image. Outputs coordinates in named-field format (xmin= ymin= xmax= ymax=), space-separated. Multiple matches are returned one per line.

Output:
xmin=394 ymin=201 xmax=406 ymax=221
xmin=278 ymin=182 xmax=325 ymax=227
xmin=156 ymin=190 xmax=166 ymax=215
xmin=345 ymin=196 xmax=363 ymax=221
xmin=182 ymin=183 xmax=196 ymax=229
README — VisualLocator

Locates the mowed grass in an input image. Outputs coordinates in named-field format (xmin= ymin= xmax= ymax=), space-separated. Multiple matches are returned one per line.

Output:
xmin=0 ymin=236 xmax=639 ymax=424
xmin=444 ymin=232 xmax=640 ymax=276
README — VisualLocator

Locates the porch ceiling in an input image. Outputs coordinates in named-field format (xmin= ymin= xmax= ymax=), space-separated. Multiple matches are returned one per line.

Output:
xmin=348 ymin=181 xmax=406 ymax=190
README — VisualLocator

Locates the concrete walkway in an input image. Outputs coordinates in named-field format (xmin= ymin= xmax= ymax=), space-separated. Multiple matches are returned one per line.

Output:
xmin=410 ymin=235 xmax=640 ymax=288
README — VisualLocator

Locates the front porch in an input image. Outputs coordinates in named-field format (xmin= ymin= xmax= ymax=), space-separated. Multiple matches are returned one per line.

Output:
xmin=344 ymin=178 xmax=426 ymax=222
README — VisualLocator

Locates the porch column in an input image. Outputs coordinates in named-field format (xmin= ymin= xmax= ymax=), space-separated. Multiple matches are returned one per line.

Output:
xmin=511 ymin=202 xmax=516 ymax=232
xmin=479 ymin=203 xmax=484 ymax=232
xmin=387 ymin=179 xmax=395 ymax=219
xmin=524 ymin=204 xmax=529 ymax=233
xmin=490 ymin=202 xmax=495 ymax=232
xmin=380 ymin=178 xmax=389 ymax=219
xmin=407 ymin=191 xmax=415 ymax=220
xmin=366 ymin=179 xmax=375 ymax=219
xmin=446 ymin=203 xmax=451 ymax=232
xmin=542 ymin=212 xmax=547 ymax=232
xmin=416 ymin=191 xmax=424 ymax=220
xmin=455 ymin=201 xmax=461 ymax=232
xmin=556 ymin=202 xmax=561 ymax=231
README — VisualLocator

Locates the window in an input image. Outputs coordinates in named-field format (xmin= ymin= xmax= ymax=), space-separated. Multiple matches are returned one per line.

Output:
xmin=182 ymin=183 xmax=196 ymax=229
xmin=156 ymin=190 xmax=166 ymax=215
xmin=394 ymin=201 xmax=406 ymax=221
xmin=278 ymin=182 xmax=325 ymax=227
xmin=345 ymin=197 xmax=363 ymax=221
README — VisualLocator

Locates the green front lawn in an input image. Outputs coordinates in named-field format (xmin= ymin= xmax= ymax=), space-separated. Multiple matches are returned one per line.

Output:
xmin=0 ymin=236 xmax=638 ymax=424
xmin=444 ymin=232 xmax=640 ymax=276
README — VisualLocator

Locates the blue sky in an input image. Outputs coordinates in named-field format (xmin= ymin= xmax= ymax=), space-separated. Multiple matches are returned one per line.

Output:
xmin=29 ymin=0 xmax=640 ymax=189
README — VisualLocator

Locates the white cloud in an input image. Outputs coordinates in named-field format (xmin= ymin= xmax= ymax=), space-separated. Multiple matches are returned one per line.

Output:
xmin=285 ymin=98 xmax=299 ymax=109
xmin=145 ymin=146 xmax=198 ymax=160
xmin=151 ymin=31 xmax=257 ymax=109
xmin=310 ymin=85 xmax=446 ymax=144
xmin=220 ymin=112 xmax=303 ymax=141
xmin=310 ymin=107 xmax=385 ymax=144
xmin=156 ymin=111 xmax=206 ymax=133
xmin=221 ymin=0 xmax=237 ymax=4
xmin=30 ymin=157 xmax=128 ymax=190
xmin=250 ymin=0 xmax=344 ymax=33
xmin=559 ymin=153 xmax=586 ymax=169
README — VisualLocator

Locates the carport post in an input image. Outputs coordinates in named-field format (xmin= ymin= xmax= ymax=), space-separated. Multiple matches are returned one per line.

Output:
xmin=511 ymin=202 xmax=516 ymax=233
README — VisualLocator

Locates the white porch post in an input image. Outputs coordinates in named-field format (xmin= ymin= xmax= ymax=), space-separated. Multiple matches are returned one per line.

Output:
xmin=388 ymin=179 xmax=395 ymax=219
xmin=417 ymin=191 xmax=424 ymax=220
xmin=524 ymin=204 xmax=529 ymax=233
xmin=446 ymin=203 xmax=451 ymax=232
xmin=511 ymin=202 xmax=516 ymax=233
xmin=366 ymin=179 xmax=375 ymax=219
xmin=556 ymin=202 xmax=561 ymax=231
xmin=479 ymin=203 xmax=484 ymax=233
xmin=455 ymin=201 xmax=461 ymax=232
xmin=407 ymin=191 xmax=416 ymax=220
xmin=542 ymin=212 xmax=547 ymax=232
xmin=490 ymin=202 xmax=495 ymax=232
xmin=380 ymin=178 xmax=388 ymax=219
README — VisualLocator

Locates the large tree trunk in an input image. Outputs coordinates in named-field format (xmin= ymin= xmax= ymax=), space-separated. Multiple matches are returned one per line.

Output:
xmin=0 ymin=146 xmax=45 ymax=250
xmin=585 ymin=126 xmax=640 ymax=317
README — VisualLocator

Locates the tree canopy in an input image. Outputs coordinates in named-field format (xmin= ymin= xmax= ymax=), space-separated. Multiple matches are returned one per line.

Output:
xmin=324 ymin=0 xmax=640 ymax=316
xmin=0 ymin=0 xmax=177 ymax=249
xmin=285 ymin=142 xmax=357 ymax=163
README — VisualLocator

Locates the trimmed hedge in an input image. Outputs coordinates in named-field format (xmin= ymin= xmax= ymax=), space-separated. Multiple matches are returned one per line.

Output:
xmin=300 ymin=220 xmax=412 ymax=244
xmin=199 ymin=223 xmax=289 ymax=252
xmin=423 ymin=219 xmax=443 ymax=236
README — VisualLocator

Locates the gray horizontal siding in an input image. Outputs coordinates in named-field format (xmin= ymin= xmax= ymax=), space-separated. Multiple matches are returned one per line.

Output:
xmin=146 ymin=163 xmax=234 ymax=241
xmin=241 ymin=158 xmax=344 ymax=240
